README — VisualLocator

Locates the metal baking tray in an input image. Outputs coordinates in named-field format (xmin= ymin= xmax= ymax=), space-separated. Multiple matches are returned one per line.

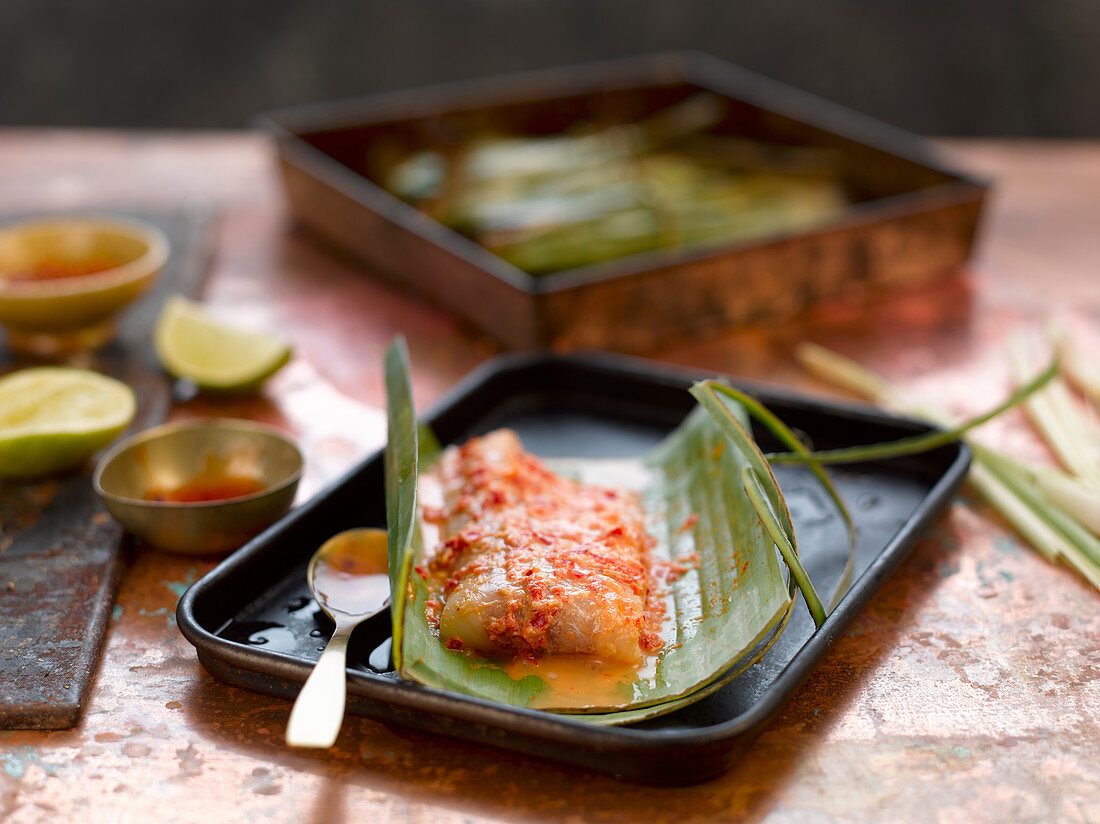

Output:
xmin=259 ymin=52 xmax=988 ymax=352
xmin=176 ymin=352 xmax=969 ymax=785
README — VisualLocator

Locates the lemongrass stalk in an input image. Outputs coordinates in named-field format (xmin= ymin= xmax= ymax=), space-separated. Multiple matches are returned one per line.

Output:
xmin=766 ymin=359 xmax=1057 ymax=466
xmin=967 ymin=463 xmax=1058 ymax=563
xmin=981 ymin=448 xmax=1100 ymax=537
xmin=1049 ymin=319 xmax=1100 ymax=405
xmin=1045 ymin=379 xmax=1100 ymax=481
xmin=794 ymin=341 xmax=1100 ymax=591
xmin=972 ymin=445 xmax=1100 ymax=587
xmin=689 ymin=381 xmax=819 ymax=623
xmin=973 ymin=445 xmax=1100 ymax=561
xmin=1034 ymin=468 xmax=1100 ymax=537
xmin=1031 ymin=379 xmax=1100 ymax=481
xmin=796 ymin=342 xmax=907 ymax=408
xmin=741 ymin=465 xmax=827 ymax=627
xmin=1007 ymin=337 xmax=1100 ymax=484
xmin=703 ymin=381 xmax=857 ymax=611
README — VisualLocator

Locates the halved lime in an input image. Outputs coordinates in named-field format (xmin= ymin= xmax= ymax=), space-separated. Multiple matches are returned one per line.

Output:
xmin=0 ymin=367 xmax=136 ymax=478
xmin=154 ymin=295 xmax=292 ymax=392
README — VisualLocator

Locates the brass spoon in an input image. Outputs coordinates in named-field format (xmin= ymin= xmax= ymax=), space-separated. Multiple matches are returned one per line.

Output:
xmin=285 ymin=527 xmax=390 ymax=748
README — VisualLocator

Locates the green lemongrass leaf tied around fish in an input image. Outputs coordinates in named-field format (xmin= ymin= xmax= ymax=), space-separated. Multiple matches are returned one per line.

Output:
xmin=694 ymin=380 xmax=857 ymax=613
xmin=689 ymin=380 xmax=829 ymax=626
xmin=717 ymin=358 xmax=1054 ymax=608
xmin=740 ymin=466 xmax=826 ymax=626
xmin=383 ymin=337 xmax=419 ymax=672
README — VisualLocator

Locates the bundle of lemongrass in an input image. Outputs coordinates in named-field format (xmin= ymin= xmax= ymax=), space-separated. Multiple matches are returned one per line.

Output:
xmin=796 ymin=327 xmax=1100 ymax=591
xmin=382 ymin=95 xmax=849 ymax=276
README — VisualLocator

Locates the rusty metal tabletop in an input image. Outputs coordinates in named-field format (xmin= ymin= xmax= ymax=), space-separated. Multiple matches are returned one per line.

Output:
xmin=0 ymin=131 xmax=1097 ymax=823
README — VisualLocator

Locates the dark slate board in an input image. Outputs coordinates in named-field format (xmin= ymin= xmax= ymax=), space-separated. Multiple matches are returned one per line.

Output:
xmin=0 ymin=207 xmax=211 ymax=729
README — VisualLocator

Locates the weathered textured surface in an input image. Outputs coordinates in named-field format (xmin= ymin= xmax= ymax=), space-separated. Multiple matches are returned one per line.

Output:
xmin=0 ymin=132 xmax=1097 ymax=822
xmin=0 ymin=209 xmax=208 ymax=729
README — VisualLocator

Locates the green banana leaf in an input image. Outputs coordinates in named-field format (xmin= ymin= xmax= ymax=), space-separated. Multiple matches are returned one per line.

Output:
xmin=383 ymin=340 xmax=803 ymax=723
xmin=380 ymin=340 xmax=1055 ymax=724
xmin=383 ymin=339 xmax=420 ymax=672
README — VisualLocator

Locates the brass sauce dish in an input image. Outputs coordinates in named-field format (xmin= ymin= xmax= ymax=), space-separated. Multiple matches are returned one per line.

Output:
xmin=0 ymin=216 xmax=169 ymax=355
xmin=93 ymin=419 xmax=303 ymax=554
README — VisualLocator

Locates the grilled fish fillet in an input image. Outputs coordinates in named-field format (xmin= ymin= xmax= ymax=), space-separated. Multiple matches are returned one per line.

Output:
xmin=420 ymin=429 xmax=660 ymax=664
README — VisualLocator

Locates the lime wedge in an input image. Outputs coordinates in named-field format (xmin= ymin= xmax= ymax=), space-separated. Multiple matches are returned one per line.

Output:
xmin=0 ymin=367 xmax=136 ymax=478
xmin=154 ymin=295 xmax=292 ymax=391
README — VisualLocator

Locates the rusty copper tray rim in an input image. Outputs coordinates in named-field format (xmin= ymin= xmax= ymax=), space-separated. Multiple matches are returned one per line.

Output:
xmin=257 ymin=50 xmax=990 ymax=295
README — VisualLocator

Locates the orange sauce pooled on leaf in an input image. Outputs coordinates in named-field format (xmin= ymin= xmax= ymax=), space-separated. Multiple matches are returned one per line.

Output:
xmin=502 ymin=653 xmax=655 ymax=710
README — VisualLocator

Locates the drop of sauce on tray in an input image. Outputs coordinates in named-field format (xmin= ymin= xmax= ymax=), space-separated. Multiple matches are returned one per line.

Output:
xmin=285 ymin=595 xmax=313 ymax=614
xmin=217 ymin=620 xmax=300 ymax=653
xmin=312 ymin=528 xmax=390 ymax=617
xmin=368 ymin=637 xmax=393 ymax=672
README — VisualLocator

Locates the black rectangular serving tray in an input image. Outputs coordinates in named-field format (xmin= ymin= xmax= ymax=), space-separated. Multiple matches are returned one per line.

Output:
xmin=260 ymin=51 xmax=988 ymax=352
xmin=177 ymin=353 xmax=969 ymax=785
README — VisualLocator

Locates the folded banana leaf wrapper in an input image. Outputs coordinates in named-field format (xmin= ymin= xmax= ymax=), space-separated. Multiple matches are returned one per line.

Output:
xmin=381 ymin=341 xmax=840 ymax=725
xmin=380 ymin=336 xmax=1056 ymax=725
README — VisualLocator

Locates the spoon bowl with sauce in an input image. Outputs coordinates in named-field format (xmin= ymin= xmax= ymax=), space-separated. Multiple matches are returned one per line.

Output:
xmin=93 ymin=418 xmax=303 ymax=554
xmin=285 ymin=527 xmax=391 ymax=748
